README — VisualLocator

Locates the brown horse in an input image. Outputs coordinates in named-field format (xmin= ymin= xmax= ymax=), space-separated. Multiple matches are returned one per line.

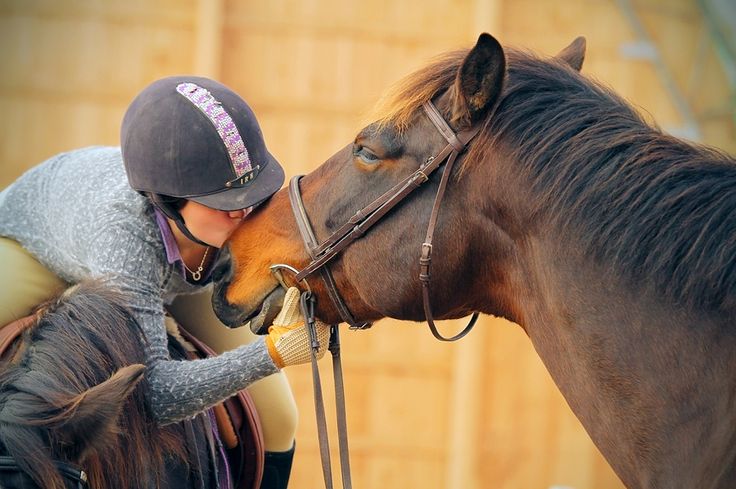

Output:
xmin=212 ymin=33 xmax=736 ymax=488
xmin=0 ymin=282 xmax=219 ymax=489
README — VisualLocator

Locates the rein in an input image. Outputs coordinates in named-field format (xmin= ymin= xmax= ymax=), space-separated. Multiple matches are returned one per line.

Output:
xmin=0 ymin=456 xmax=88 ymax=489
xmin=279 ymin=101 xmax=482 ymax=489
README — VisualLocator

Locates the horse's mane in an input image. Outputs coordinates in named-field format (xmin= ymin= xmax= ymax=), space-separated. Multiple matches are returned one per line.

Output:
xmin=369 ymin=45 xmax=736 ymax=314
xmin=492 ymin=50 xmax=736 ymax=314
xmin=0 ymin=282 xmax=186 ymax=489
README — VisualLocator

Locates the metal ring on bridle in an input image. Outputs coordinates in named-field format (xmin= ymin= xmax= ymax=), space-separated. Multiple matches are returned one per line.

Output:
xmin=269 ymin=263 xmax=312 ymax=294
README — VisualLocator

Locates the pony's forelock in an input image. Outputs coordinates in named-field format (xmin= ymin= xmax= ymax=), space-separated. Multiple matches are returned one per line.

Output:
xmin=365 ymin=49 xmax=469 ymax=133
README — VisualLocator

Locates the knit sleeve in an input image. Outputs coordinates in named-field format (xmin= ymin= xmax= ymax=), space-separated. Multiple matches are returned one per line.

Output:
xmin=88 ymin=225 xmax=279 ymax=425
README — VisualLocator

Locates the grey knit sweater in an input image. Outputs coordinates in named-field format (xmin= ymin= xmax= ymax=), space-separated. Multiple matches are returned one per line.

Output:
xmin=0 ymin=146 xmax=278 ymax=425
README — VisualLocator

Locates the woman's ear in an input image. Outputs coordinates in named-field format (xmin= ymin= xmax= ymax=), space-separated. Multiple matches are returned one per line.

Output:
xmin=453 ymin=33 xmax=506 ymax=125
xmin=556 ymin=36 xmax=586 ymax=71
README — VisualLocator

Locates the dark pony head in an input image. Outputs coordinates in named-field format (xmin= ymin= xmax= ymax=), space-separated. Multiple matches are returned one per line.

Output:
xmin=0 ymin=282 xmax=185 ymax=489
xmin=368 ymin=35 xmax=736 ymax=319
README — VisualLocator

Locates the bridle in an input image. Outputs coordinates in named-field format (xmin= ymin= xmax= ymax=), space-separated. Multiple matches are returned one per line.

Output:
xmin=0 ymin=456 xmax=88 ymax=489
xmin=288 ymin=100 xmax=481 ymax=339
xmin=273 ymin=100 xmax=482 ymax=489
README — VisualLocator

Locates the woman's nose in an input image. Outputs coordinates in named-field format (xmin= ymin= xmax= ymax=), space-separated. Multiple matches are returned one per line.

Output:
xmin=227 ymin=206 xmax=253 ymax=220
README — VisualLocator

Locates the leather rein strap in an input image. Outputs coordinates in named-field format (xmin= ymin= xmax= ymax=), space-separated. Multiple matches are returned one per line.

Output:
xmin=299 ymin=292 xmax=351 ymax=489
xmin=0 ymin=456 xmax=88 ymax=489
xmin=285 ymin=101 xmax=482 ymax=489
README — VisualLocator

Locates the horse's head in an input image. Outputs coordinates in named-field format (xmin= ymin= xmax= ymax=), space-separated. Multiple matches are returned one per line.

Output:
xmin=0 ymin=283 xmax=160 ymax=489
xmin=212 ymin=33 xmax=587 ymax=328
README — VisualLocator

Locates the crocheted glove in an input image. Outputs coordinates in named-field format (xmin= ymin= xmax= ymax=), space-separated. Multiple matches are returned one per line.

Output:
xmin=265 ymin=287 xmax=330 ymax=368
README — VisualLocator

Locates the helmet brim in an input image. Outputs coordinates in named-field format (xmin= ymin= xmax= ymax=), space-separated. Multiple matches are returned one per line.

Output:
xmin=188 ymin=152 xmax=285 ymax=211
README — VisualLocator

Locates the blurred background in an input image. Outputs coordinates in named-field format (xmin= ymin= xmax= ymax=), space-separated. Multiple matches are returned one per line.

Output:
xmin=1 ymin=1 xmax=733 ymax=488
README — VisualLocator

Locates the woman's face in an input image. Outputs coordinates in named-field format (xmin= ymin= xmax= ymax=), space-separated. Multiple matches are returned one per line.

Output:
xmin=179 ymin=200 xmax=252 ymax=247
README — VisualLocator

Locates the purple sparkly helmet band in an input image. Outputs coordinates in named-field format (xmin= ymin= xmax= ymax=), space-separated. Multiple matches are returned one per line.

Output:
xmin=176 ymin=82 xmax=252 ymax=178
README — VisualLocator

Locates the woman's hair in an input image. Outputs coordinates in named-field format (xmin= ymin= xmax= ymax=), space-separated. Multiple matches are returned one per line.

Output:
xmin=146 ymin=192 xmax=187 ymax=211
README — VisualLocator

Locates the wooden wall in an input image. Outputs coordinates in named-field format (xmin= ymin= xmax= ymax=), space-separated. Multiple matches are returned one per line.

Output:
xmin=1 ymin=1 xmax=732 ymax=488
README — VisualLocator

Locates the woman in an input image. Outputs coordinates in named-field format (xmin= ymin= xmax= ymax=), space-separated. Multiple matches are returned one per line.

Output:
xmin=0 ymin=76 xmax=328 ymax=489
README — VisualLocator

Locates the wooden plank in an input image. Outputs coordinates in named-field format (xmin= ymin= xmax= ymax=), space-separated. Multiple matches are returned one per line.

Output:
xmin=193 ymin=0 xmax=224 ymax=78
xmin=445 ymin=321 xmax=486 ymax=489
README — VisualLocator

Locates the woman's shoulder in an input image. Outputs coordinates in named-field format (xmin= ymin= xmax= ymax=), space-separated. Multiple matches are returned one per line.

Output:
xmin=53 ymin=145 xmax=124 ymax=174
xmin=30 ymin=145 xmax=121 ymax=167
xmin=59 ymin=145 xmax=120 ymax=158
xmin=4 ymin=146 xmax=124 ymax=188
xmin=1 ymin=145 xmax=153 ymax=241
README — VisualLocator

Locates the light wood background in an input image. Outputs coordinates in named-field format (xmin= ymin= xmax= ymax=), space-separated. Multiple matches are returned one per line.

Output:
xmin=1 ymin=1 xmax=732 ymax=488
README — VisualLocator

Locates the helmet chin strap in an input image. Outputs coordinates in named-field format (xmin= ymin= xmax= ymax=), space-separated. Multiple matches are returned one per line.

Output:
xmin=172 ymin=216 xmax=211 ymax=247
xmin=149 ymin=195 xmax=211 ymax=247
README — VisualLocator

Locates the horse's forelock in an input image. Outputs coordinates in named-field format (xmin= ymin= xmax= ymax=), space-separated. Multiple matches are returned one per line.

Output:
xmin=0 ymin=353 xmax=81 ymax=489
xmin=366 ymin=49 xmax=469 ymax=133
xmin=363 ymin=46 xmax=510 ymax=181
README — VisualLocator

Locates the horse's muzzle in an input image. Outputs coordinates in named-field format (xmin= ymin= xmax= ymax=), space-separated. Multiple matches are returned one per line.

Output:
xmin=211 ymin=245 xmax=285 ymax=332
xmin=211 ymin=245 xmax=244 ymax=328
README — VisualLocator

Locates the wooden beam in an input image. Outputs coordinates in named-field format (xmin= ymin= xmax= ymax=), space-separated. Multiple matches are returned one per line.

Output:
xmin=472 ymin=0 xmax=502 ymax=40
xmin=193 ymin=0 xmax=224 ymax=78
xmin=444 ymin=319 xmax=488 ymax=489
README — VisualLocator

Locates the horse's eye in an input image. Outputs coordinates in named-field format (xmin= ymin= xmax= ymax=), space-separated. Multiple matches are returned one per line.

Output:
xmin=354 ymin=145 xmax=380 ymax=164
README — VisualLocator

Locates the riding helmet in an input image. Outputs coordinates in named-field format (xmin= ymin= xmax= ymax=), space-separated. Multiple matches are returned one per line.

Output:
xmin=121 ymin=75 xmax=284 ymax=212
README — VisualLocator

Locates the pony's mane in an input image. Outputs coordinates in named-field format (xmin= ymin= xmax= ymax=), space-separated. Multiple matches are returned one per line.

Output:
xmin=369 ymin=44 xmax=736 ymax=314
xmin=0 ymin=282 xmax=185 ymax=489
xmin=489 ymin=49 xmax=736 ymax=314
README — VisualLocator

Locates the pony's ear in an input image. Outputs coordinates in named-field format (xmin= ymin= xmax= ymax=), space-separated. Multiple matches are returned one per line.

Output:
xmin=59 ymin=364 xmax=146 ymax=458
xmin=454 ymin=33 xmax=506 ymax=125
xmin=557 ymin=36 xmax=586 ymax=71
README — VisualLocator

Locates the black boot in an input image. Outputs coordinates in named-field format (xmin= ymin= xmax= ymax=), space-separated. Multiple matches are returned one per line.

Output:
xmin=260 ymin=444 xmax=295 ymax=489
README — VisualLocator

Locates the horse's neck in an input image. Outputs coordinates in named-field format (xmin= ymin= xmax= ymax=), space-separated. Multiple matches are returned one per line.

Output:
xmin=515 ymin=239 xmax=736 ymax=489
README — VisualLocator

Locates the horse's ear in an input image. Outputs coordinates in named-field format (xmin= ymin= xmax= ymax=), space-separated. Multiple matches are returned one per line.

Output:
xmin=454 ymin=33 xmax=506 ymax=125
xmin=557 ymin=36 xmax=586 ymax=71
xmin=60 ymin=364 xmax=146 ymax=457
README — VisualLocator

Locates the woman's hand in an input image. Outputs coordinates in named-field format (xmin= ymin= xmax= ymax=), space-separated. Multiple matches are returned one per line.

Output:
xmin=265 ymin=287 xmax=329 ymax=368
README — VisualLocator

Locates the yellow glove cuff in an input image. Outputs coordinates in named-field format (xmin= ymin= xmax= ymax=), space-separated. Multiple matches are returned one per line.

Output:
xmin=265 ymin=323 xmax=299 ymax=368
xmin=265 ymin=287 xmax=331 ymax=368
xmin=266 ymin=321 xmax=330 ymax=368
